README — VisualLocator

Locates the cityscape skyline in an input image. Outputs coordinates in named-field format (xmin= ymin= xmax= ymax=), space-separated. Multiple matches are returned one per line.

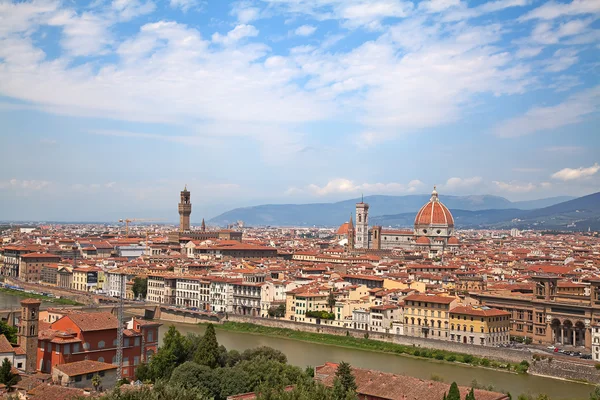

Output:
xmin=1 ymin=0 xmax=599 ymax=221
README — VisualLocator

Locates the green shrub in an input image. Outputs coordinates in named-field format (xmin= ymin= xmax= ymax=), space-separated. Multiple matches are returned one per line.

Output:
xmin=446 ymin=355 xmax=456 ymax=362
xmin=413 ymin=350 xmax=421 ymax=357
xmin=480 ymin=358 xmax=491 ymax=367
xmin=435 ymin=353 xmax=445 ymax=360
xmin=595 ymin=363 xmax=600 ymax=370
xmin=462 ymin=354 xmax=474 ymax=363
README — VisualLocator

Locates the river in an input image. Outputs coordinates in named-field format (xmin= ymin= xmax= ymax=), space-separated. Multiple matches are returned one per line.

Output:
xmin=158 ymin=321 xmax=594 ymax=400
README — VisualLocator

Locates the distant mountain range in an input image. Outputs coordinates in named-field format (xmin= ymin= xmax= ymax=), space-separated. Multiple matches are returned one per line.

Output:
xmin=207 ymin=193 xmax=600 ymax=230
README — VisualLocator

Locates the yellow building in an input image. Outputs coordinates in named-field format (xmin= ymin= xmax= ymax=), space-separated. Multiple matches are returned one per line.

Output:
xmin=71 ymin=266 xmax=102 ymax=292
xmin=286 ymin=290 xmax=328 ymax=322
xmin=449 ymin=306 xmax=511 ymax=346
xmin=403 ymin=294 xmax=459 ymax=340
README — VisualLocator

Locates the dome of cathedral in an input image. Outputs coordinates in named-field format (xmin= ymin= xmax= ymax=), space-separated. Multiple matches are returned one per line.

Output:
xmin=414 ymin=187 xmax=454 ymax=228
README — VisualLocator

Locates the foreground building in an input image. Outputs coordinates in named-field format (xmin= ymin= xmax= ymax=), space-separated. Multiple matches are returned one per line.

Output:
xmin=315 ymin=362 xmax=510 ymax=400
xmin=37 ymin=312 xmax=160 ymax=379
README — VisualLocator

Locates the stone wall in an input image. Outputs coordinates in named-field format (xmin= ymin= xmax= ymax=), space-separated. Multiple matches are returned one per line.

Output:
xmin=223 ymin=314 xmax=530 ymax=364
xmin=529 ymin=357 xmax=600 ymax=384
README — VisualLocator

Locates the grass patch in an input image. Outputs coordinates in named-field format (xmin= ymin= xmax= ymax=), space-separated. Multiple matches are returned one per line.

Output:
xmin=0 ymin=287 xmax=83 ymax=306
xmin=208 ymin=321 xmax=528 ymax=374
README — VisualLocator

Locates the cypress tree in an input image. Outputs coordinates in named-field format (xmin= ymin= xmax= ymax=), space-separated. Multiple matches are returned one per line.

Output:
xmin=194 ymin=324 xmax=220 ymax=368
xmin=446 ymin=382 xmax=461 ymax=400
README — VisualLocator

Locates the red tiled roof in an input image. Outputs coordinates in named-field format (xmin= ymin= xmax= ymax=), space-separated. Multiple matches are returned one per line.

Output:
xmin=62 ymin=312 xmax=119 ymax=332
xmin=315 ymin=363 xmax=508 ymax=400
xmin=54 ymin=360 xmax=117 ymax=376
xmin=450 ymin=306 xmax=511 ymax=317
xmin=404 ymin=294 xmax=456 ymax=304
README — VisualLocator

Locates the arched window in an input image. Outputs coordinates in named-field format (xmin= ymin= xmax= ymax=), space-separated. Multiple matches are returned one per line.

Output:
xmin=98 ymin=340 xmax=105 ymax=349
xmin=98 ymin=357 xmax=105 ymax=363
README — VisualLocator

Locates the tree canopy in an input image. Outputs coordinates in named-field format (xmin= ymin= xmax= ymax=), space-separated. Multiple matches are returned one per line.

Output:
xmin=132 ymin=277 xmax=148 ymax=299
xmin=0 ymin=322 xmax=18 ymax=344
xmin=0 ymin=358 xmax=18 ymax=388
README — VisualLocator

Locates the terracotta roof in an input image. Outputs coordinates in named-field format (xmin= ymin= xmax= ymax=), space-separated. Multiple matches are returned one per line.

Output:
xmin=450 ymin=306 xmax=511 ymax=317
xmin=20 ymin=298 xmax=42 ymax=305
xmin=404 ymin=294 xmax=456 ymax=304
xmin=28 ymin=384 xmax=86 ymax=400
xmin=63 ymin=312 xmax=119 ymax=332
xmin=315 ymin=363 xmax=508 ymax=400
xmin=54 ymin=360 xmax=117 ymax=376
xmin=0 ymin=335 xmax=14 ymax=353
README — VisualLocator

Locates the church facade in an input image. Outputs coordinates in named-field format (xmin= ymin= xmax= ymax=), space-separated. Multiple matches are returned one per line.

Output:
xmin=339 ymin=187 xmax=459 ymax=256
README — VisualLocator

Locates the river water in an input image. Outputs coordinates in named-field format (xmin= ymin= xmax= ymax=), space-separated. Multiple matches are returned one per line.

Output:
xmin=158 ymin=321 xmax=594 ymax=400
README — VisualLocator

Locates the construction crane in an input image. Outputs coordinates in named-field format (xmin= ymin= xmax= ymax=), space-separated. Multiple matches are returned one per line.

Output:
xmin=118 ymin=218 xmax=164 ymax=236
xmin=116 ymin=273 xmax=125 ymax=381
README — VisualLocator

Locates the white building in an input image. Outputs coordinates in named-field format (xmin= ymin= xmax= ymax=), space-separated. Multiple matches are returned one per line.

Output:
xmin=176 ymin=277 xmax=210 ymax=311
xmin=352 ymin=308 xmax=370 ymax=331
xmin=261 ymin=280 xmax=286 ymax=317
xmin=354 ymin=202 xmax=369 ymax=249
xmin=369 ymin=305 xmax=402 ymax=333
xmin=210 ymin=278 xmax=234 ymax=313
xmin=0 ymin=335 xmax=26 ymax=372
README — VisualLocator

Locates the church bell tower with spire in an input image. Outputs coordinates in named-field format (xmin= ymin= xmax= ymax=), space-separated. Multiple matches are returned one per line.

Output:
xmin=178 ymin=185 xmax=192 ymax=233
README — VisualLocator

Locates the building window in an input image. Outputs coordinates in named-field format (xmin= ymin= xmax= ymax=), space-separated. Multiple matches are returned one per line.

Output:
xmin=98 ymin=357 xmax=104 ymax=363
xmin=98 ymin=341 xmax=105 ymax=349
xmin=75 ymin=376 xmax=82 ymax=382
xmin=148 ymin=330 xmax=154 ymax=342
xmin=73 ymin=343 xmax=80 ymax=353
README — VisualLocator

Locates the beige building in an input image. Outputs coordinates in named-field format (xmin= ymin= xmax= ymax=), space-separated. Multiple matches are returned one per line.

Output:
xmin=449 ymin=306 xmax=511 ymax=346
xmin=403 ymin=294 xmax=459 ymax=340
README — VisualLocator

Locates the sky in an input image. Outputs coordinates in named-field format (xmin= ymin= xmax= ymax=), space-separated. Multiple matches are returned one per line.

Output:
xmin=0 ymin=0 xmax=599 ymax=222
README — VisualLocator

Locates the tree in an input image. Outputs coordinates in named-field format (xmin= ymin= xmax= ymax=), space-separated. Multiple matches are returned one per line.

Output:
xmin=194 ymin=324 xmax=221 ymax=368
xmin=0 ymin=358 xmax=18 ymax=389
xmin=0 ymin=322 xmax=18 ymax=344
xmin=465 ymin=387 xmax=476 ymax=400
xmin=333 ymin=361 xmax=357 ymax=398
xmin=132 ymin=277 xmax=148 ymax=299
xmin=590 ymin=386 xmax=600 ymax=400
xmin=327 ymin=290 xmax=336 ymax=313
xmin=241 ymin=346 xmax=287 ymax=364
xmin=91 ymin=374 xmax=102 ymax=392
xmin=446 ymin=382 xmax=461 ymax=400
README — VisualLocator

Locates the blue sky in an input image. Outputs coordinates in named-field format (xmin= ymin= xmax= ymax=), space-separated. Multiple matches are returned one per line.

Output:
xmin=0 ymin=0 xmax=599 ymax=222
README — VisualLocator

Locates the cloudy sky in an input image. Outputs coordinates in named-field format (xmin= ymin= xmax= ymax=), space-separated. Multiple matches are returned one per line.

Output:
xmin=0 ymin=0 xmax=599 ymax=222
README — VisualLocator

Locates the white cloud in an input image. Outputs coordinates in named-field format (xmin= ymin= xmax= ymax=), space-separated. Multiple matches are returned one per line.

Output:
xmin=298 ymin=178 xmax=424 ymax=196
xmin=545 ymin=49 xmax=578 ymax=73
xmin=442 ymin=0 xmax=529 ymax=21
xmin=520 ymin=0 xmax=600 ymax=21
xmin=551 ymin=163 xmax=600 ymax=181
xmin=0 ymin=179 xmax=51 ymax=191
xmin=295 ymin=25 xmax=317 ymax=36
xmin=515 ymin=47 xmax=543 ymax=59
xmin=493 ymin=86 xmax=600 ymax=137
xmin=111 ymin=0 xmax=156 ymax=21
xmin=169 ymin=0 xmax=201 ymax=12
xmin=442 ymin=176 xmax=482 ymax=190
xmin=212 ymin=24 xmax=259 ymax=45
xmin=530 ymin=19 xmax=593 ymax=45
xmin=46 ymin=10 xmax=113 ymax=56
xmin=231 ymin=3 xmax=260 ymax=23
xmin=493 ymin=181 xmax=537 ymax=193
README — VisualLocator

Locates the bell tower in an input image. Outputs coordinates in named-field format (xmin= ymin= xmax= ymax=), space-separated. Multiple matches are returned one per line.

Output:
xmin=19 ymin=298 xmax=41 ymax=373
xmin=178 ymin=186 xmax=192 ymax=233
xmin=355 ymin=198 xmax=369 ymax=249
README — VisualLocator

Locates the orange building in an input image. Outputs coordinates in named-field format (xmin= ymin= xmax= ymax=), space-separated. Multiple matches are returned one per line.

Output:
xmin=37 ymin=312 xmax=160 ymax=380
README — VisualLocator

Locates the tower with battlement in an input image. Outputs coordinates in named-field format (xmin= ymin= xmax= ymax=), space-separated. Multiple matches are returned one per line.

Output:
xmin=178 ymin=186 xmax=192 ymax=233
